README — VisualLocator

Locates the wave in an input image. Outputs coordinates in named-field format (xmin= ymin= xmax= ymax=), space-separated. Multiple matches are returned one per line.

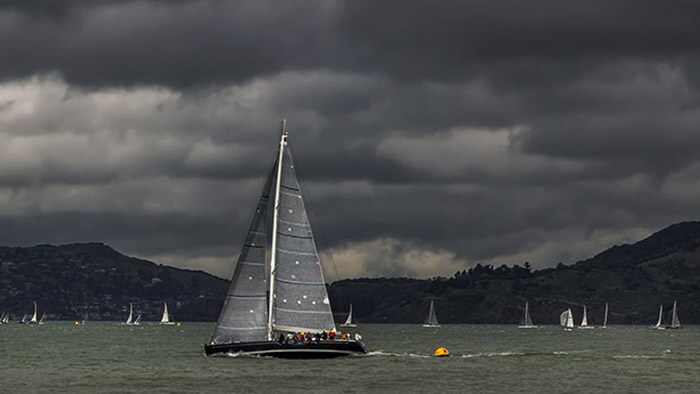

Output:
xmin=367 ymin=351 xmax=430 ymax=358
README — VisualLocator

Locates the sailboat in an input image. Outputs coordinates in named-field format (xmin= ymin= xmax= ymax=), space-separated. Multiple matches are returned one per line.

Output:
xmin=160 ymin=302 xmax=175 ymax=325
xmin=133 ymin=314 xmax=142 ymax=325
xmin=205 ymin=120 xmax=367 ymax=358
xmin=122 ymin=303 xmax=135 ymax=325
xmin=19 ymin=314 xmax=28 ymax=324
xmin=578 ymin=305 xmax=594 ymax=329
xmin=650 ymin=304 xmax=665 ymax=330
xmin=423 ymin=301 xmax=440 ymax=328
xmin=0 ymin=312 xmax=9 ymax=324
xmin=38 ymin=312 xmax=47 ymax=325
xmin=341 ymin=304 xmax=357 ymax=328
xmin=518 ymin=302 xmax=537 ymax=329
xmin=600 ymin=302 xmax=609 ymax=328
xmin=560 ymin=308 xmax=574 ymax=331
xmin=665 ymin=301 xmax=681 ymax=330
xmin=28 ymin=301 xmax=39 ymax=325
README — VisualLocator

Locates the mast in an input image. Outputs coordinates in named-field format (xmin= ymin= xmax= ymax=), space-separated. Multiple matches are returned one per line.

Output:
xmin=267 ymin=119 xmax=288 ymax=340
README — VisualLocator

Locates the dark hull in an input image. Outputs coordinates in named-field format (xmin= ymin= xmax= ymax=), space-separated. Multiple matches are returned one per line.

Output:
xmin=204 ymin=340 xmax=367 ymax=359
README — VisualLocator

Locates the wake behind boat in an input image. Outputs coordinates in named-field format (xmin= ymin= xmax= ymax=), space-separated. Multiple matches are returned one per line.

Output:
xmin=518 ymin=302 xmax=538 ymax=329
xmin=204 ymin=121 xmax=367 ymax=358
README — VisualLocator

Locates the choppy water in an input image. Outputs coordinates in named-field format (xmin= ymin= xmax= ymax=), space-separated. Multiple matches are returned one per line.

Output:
xmin=1 ymin=323 xmax=698 ymax=393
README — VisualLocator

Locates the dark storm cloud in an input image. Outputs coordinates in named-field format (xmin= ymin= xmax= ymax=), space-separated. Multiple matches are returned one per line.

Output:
xmin=1 ymin=1 xmax=700 ymax=278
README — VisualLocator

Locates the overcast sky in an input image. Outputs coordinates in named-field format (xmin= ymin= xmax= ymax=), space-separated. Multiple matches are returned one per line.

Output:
xmin=1 ymin=0 xmax=699 ymax=279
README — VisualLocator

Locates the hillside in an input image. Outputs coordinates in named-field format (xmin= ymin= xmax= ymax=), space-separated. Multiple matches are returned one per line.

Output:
xmin=1 ymin=221 xmax=699 ymax=324
xmin=328 ymin=221 xmax=700 ymax=325
xmin=0 ymin=243 xmax=228 ymax=321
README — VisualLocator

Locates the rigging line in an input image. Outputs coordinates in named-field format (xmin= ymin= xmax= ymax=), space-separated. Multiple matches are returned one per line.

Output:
xmin=294 ymin=148 xmax=342 ymax=283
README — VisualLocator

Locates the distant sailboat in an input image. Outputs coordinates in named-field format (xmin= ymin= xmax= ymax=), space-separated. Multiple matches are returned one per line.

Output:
xmin=28 ymin=301 xmax=39 ymax=325
xmin=204 ymin=121 xmax=367 ymax=358
xmin=19 ymin=314 xmax=28 ymax=324
xmin=650 ymin=304 xmax=665 ymax=330
xmin=133 ymin=313 xmax=142 ymax=325
xmin=578 ymin=305 xmax=594 ymax=329
xmin=38 ymin=312 xmax=47 ymax=325
xmin=78 ymin=313 xmax=88 ymax=325
xmin=160 ymin=302 xmax=175 ymax=325
xmin=518 ymin=302 xmax=537 ymax=329
xmin=560 ymin=308 xmax=574 ymax=331
xmin=423 ymin=301 xmax=440 ymax=328
xmin=122 ymin=303 xmax=135 ymax=325
xmin=0 ymin=312 xmax=8 ymax=324
xmin=341 ymin=304 xmax=357 ymax=328
xmin=665 ymin=301 xmax=681 ymax=330
xmin=600 ymin=303 xmax=609 ymax=328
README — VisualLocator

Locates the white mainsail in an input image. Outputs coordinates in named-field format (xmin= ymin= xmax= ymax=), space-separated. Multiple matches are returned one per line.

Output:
xmin=601 ymin=303 xmax=609 ymax=328
xmin=29 ymin=301 xmax=39 ymax=324
xmin=518 ymin=302 xmax=536 ymax=328
xmin=560 ymin=308 xmax=574 ymax=329
xmin=667 ymin=301 xmax=681 ymax=329
xmin=160 ymin=302 xmax=175 ymax=325
xmin=134 ymin=313 xmax=142 ymax=325
xmin=578 ymin=305 xmax=593 ymax=329
xmin=423 ymin=301 xmax=440 ymax=327
xmin=653 ymin=304 xmax=663 ymax=329
xmin=125 ymin=303 xmax=134 ymax=325
xmin=39 ymin=312 xmax=46 ymax=325
xmin=341 ymin=304 xmax=356 ymax=327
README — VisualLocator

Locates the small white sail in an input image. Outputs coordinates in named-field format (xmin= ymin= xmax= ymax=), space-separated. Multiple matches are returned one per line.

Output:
xmin=519 ymin=302 xmax=537 ymax=328
xmin=423 ymin=301 xmax=440 ymax=327
xmin=39 ymin=312 xmax=47 ymax=325
xmin=666 ymin=301 xmax=681 ymax=329
xmin=341 ymin=304 xmax=356 ymax=327
xmin=601 ymin=303 xmax=609 ymax=328
xmin=134 ymin=313 xmax=142 ymax=325
xmin=160 ymin=302 xmax=175 ymax=325
xmin=578 ymin=305 xmax=594 ymax=329
xmin=125 ymin=303 xmax=134 ymax=325
xmin=560 ymin=308 xmax=574 ymax=330
xmin=29 ymin=301 xmax=39 ymax=324
xmin=651 ymin=304 xmax=664 ymax=329
xmin=20 ymin=314 xmax=28 ymax=324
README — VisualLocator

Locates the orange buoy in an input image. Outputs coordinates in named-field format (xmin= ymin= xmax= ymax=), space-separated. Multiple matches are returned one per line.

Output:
xmin=434 ymin=347 xmax=450 ymax=357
